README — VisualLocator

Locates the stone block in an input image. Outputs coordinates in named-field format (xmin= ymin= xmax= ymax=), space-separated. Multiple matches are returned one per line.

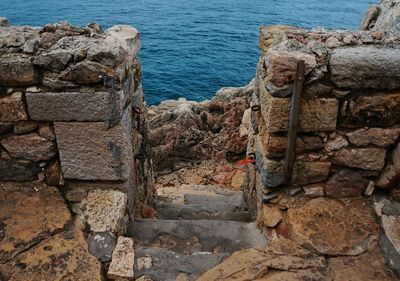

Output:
xmin=376 ymin=142 xmax=400 ymax=189
xmin=88 ymin=231 xmax=117 ymax=262
xmin=326 ymin=169 xmax=369 ymax=198
xmin=26 ymin=91 xmax=122 ymax=122
xmin=330 ymin=47 xmax=400 ymax=90
xmin=105 ymin=25 xmax=141 ymax=56
xmin=259 ymin=87 xmax=338 ymax=132
xmin=59 ymin=60 xmax=111 ymax=84
xmin=0 ymin=54 xmax=40 ymax=86
xmin=380 ymin=215 xmax=400 ymax=276
xmin=0 ymin=159 xmax=39 ymax=181
xmin=303 ymin=183 xmax=325 ymax=197
xmin=263 ymin=50 xmax=317 ymax=88
xmin=108 ymin=236 xmax=135 ymax=281
xmin=54 ymin=118 xmax=133 ymax=181
xmin=0 ymin=92 xmax=28 ymax=122
xmin=340 ymin=92 xmax=400 ymax=128
xmin=259 ymin=204 xmax=283 ymax=228
xmin=13 ymin=120 xmax=38 ymax=134
xmin=333 ymin=148 xmax=386 ymax=171
xmin=33 ymin=50 xmax=72 ymax=72
xmin=346 ymin=128 xmax=400 ymax=147
xmin=0 ymin=133 xmax=56 ymax=162
xmin=255 ymin=135 xmax=331 ymax=187
xmin=82 ymin=189 xmax=128 ymax=234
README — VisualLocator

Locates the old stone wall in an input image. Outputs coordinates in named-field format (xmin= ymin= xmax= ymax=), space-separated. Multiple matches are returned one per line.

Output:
xmin=0 ymin=21 xmax=153 ymax=237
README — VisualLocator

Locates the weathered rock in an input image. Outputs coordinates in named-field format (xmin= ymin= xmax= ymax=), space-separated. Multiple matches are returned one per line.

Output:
xmin=59 ymin=60 xmax=111 ymax=84
xmin=82 ymin=189 xmax=127 ymax=234
xmin=0 ymin=225 xmax=102 ymax=281
xmin=372 ymin=0 xmax=400 ymax=32
xmin=38 ymin=124 xmax=56 ymax=141
xmin=326 ymin=169 xmax=369 ymax=198
xmin=0 ymin=92 xmax=28 ymax=122
xmin=1 ymin=133 xmax=56 ymax=161
xmin=105 ymin=25 xmax=141 ymax=56
xmin=346 ymin=127 xmax=400 ymax=147
xmin=26 ymin=91 xmax=122 ymax=122
xmin=380 ymin=215 xmax=400 ymax=276
xmin=44 ymin=159 xmax=62 ymax=186
xmin=13 ymin=120 xmax=38 ymax=134
xmin=330 ymin=47 xmax=400 ymax=90
xmin=377 ymin=142 xmax=400 ymax=189
xmin=333 ymin=147 xmax=386 ymax=171
xmin=259 ymin=89 xmax=338 ymax=132
xmin=341 ymin=92 xmax=400 ymax=128
xmin=326 ymin=248 xmax=396 ymax=281
xmin=0 ymin=54 xmax=40 ymax=86
xmin=364 ymin=181 xmax=376 ymax=196
xmin=54 ymin=121 xmax=133 ymax=180
xmin=259 ymin=204 xmax=283 ymax=227
xmin=0 ymin=159 xmax=39 ymax=181
xmin=285 ymin=197 xmax=379 ymax=256
xmin=108 ymin=236 xmax=135 ymax=280
xmin=33 ymin=50 xmax=72 ymax=72
xmin=263 ymin=50 xmax=317 ymax=90
xmin=325 ymin=36 xmax=341 ymax=48
xmin=0 ymin=122 xmax=13 ymax=134
xmin=0 ymin=17 xmax=9 ymax=27
xmin=360 ymin=5 xmax=380 ymax=30
xmin=325 ymin=135 xmax=348 ymax=152
xmin=0 ymin=185 xmax=71 ymax=263
xmin=88 ymin=231 xmax=117 ymax=262
xmin=303 ymin=183 xmax=325 ymax=197
xmin=87 ymin=44 xmax=125 ymax=67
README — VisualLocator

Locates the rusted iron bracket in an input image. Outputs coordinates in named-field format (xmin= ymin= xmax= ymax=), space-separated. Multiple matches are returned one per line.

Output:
xmin=283 ymin=60 xmax=305 ymax=185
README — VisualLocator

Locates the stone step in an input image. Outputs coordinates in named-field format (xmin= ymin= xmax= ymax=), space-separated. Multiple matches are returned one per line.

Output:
xmin=127 ymin=219 xmax=267 ymax=255
xmin=154 ymin=193 xmax=250 ymax=221
xmin=134 ymin=247 xmax=228 ymax=281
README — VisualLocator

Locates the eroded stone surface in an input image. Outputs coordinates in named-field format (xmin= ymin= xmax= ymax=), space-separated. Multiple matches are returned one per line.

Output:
xmin=0 ymin=53 xmax=40 ymax=86
xmin=0 ymin=92 xmax=28 ymax=122
xmin=82 ymin=189 xmax=128 ymax=234
xmin=1 ymin=133 xmax=56 ymax=161
xmin=326 ymin=169 xmax=369 ymax=198
xmin=0 ymin=225 xmax=102 ymax=281
xmin=333 ymin=147 xmax=386 ymax=171
xmin=346 ymin=128 xmax=400 ymax=147
xmin=108 ymin=236 xmax=135 ymax=280
xmin=285 ymin=197 xmax=379 ymax=256
xmin=0 ymin=184 xmax=71 ymax=263
xmin=377 ymin=142 xmax=400 ymax=189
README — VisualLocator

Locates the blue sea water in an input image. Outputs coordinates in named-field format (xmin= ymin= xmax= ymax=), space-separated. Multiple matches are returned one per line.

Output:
xmin=1 ymin=0 xmax=375 ymax=104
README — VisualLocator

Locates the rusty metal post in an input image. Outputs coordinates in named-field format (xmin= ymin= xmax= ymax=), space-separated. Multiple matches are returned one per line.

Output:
xmin=283 ymin=60 xmax=305 ymax=185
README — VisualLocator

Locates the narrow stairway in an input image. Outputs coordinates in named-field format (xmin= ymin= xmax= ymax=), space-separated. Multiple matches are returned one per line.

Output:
xmin=126 ymin=184 xmax=267 ymax=281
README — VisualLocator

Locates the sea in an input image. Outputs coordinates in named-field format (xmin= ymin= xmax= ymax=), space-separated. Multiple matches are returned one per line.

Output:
xmin=0 ymin=0 xmax=376 ymax=105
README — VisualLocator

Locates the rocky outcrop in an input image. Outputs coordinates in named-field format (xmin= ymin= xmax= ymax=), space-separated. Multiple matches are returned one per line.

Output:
xmin=148 ymin=80 xmax=255 ymax=171
xmin=361 ymin=0 xmax=400 ymax=32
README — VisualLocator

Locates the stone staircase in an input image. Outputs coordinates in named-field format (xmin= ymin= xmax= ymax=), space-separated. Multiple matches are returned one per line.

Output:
xmin=126 ymin=184 xmax=267 ymax=280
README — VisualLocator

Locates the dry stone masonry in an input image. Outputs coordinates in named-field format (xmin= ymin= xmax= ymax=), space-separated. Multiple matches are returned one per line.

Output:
xmin=243 ymin=18 xmax=400 ymax=277
xmin=0 ymin=20 xmax=153 ymax=278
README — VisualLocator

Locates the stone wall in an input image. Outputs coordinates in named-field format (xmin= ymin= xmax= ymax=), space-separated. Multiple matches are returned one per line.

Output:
xmin=244 ymin=25 xmax=400 ymax=212
xmin=0 ymin=21 xmax=153 ymax=236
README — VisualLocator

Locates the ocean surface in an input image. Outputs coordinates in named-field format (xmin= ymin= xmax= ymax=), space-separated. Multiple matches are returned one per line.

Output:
xmin=1 ymin=0 xmax=375 ymax=105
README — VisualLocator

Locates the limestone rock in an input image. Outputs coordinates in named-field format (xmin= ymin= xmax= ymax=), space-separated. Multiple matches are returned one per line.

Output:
xmin=0 ymin=159 xmax=39 ymax=181
xmin=330 ymin=47 xmax=400 ymax=90
xmin=333 ymin=148 xmax=386 ymax=171
xmin=325 ymin=135 xmax=348 ymax=152
xmin=0 ymin=92 xmax=28 ymax=122
xmin=0 ymin=53 xmax=40 ymax=86
xmin=0 ymin=185 xmax=71 ymax=263
xmin=285 ymin=197 xmax=379 ymax=256
xmin=1 ymin=133 xmax=56 ymax=162
xmin=87 ymin=44 xmax=125 ymax=67
xmin=0 ymin=225 xmax=102 ymax=281
xmin=105 ymin=25 xmax=141 ymax=56
xmin=372 ymin=0 xmax=400 ymax=32
xmin=259 ymin=89 xmax=338 ymax=132
xmin=54 ymin=121 xmax=133 ymax=180
xmin=326 ymin=169 xmax=369 ymax=198
xmin=82 ymin=189 xmax=128 ymax=234
xmin=360 ymin=5 xmax=380 ymax=30
xmin=341 ymin=92 xmax=400 ymax=128
xmin=380 ymin=215 xmax=400 ymax=276
xmin=26 ymin=91 xmax=122 ymax=122
xmin=259 ymin=205 xmax=283 ymax=227
xmin=108 ymin=236 xmax=135 ymax=281
xmin=88 ymin=231 xmax=117 ymax=262
xmin=346 ymin=128 xmax=400 ymax=147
